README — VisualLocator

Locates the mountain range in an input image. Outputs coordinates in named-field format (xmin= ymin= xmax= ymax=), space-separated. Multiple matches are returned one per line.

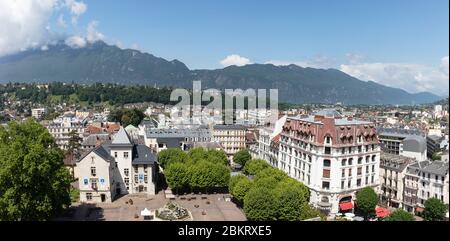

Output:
xmin=0 ymin=41 xmax=442 ymax=105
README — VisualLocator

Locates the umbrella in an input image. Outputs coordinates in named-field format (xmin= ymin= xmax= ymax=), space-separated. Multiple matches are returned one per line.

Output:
xmin=140 ymin=208 xmax=151 ymax=216
xmin=345 ymin=213 xmax=355 ymax=218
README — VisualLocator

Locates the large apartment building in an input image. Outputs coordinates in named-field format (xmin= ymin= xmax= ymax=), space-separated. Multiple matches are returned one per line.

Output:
xmin=277 ymin=110 xmax=380 ymax=214
xmin=379 ymin=153 xmax=414 ymax=209
xmin=212 ymin=125 xmax=247 ymax=160
xmin=403 ymin=160 xmax=449 ymax=213
xmin=46 ymin=116 xmax=86 ymax=150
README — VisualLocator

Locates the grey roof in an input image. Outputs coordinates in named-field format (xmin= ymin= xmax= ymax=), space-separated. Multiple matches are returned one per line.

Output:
xmin=427 ymin=135 xmax=443 ymax=142
xmin=380 ymin=152 xmax=413 ymax=171
xmin=378 ymin=128 xmax=427 ymax=153
xmin=156 ymin=137 xmax=184 ymax=148
xmin=402 ymin=136 xmax=427 ymax=153
xmin=145 ymin=127 xmax=211 ymax=139
xmin=214 ymin=125 xmax=246 ymax=130
xmin=408 ymin=160 xmax=449 ymax=176
xmin=92 ymin=145 xmax=114 ymax=162
xmin=78 ymin=144 xmax=156 ymax=166
xmin=112 ymin=127 xmax=132 ymax=145
xmin=132 ymin=145 xmax=157 ymax=165
xmin=377 ymin=128 xmax=425 ymax=137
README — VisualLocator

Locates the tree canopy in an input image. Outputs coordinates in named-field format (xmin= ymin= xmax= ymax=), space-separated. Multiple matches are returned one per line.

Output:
xmin=244 ymin=186 xmax=279 ymax=221
xmin=108 ymin=108 xmax=145 ymax=127
xmin=234 ymin=149 xmax=252 ymax=167
xmin=243 ymin=159 xmax=271 ymax=176
xmin=385 ymin=209 xmax=415 ymax=221
xmin=422 ymin=198 xmax=447 ymax=221
xmin=162 ymin=148 xmax=230 ymax=193
xmin=158 ymin=148 xmax=187 ymax=168
xmin=164 ymin=162 xmax=190 ymax=192
xmin=235 ymin=159 xmax=314 ymax=221
xmin=355 ymin=187 xmax=378 ymax=218
xmin=0 ymin=120 xmax=72 ymax=221
xmin=230 ymin=177 xmax=253 ymax=204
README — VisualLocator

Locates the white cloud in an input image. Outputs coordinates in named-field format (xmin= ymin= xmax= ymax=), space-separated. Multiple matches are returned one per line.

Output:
xmin=41 ymin=45 xmax=49 ymax=51
xmin=220 ymin=54 xmax=252 ymax=67
xmin=266 ymin=56 xmax=336 ymax=69
xmin=345 ymin=53 xmax=365 ymax=64
xmin=65 ymin=35 xmax=86 ymax=48
xmin=64 ymin=0 xmax=87 ymax=24
xmin=0 ymin=0 xmax=96 ymax=56
xmin=440 ymin=56 xmax=449 ymax=75
xmin=0 ymin=0 xmax=59 ymax=57
xmin=131 ymin=43 xmax=141 ymax=51
xmin=115 ymin=41 xmax=124 ymax=49
xmin=340 ymin=57 xmax=449 ymax=96
xmin=86 ymin=21 xmax=105 ymax=43
xmin=57 ymin=14 xmax=67 ymax=28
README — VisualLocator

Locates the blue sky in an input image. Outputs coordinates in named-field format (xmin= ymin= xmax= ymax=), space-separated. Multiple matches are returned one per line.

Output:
xmin=61 ymin=0 xmax=449 ymax=70
xmin=0 ymin=0 xmax=448 ymax=95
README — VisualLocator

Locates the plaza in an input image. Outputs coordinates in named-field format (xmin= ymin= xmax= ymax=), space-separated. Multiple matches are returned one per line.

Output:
xmin=56 ymin=192 xmax=246 ymax=221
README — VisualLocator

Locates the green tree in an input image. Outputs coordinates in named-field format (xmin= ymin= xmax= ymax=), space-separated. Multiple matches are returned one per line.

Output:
xmin=66 ymin=130 xmax=82 ymax=172
xmin=108 ymin=108 xmax=144 ymax=127
xmin=164 ymin=162 xmax=190 ymax=193
xmin=231 ymin=178 xmax=253 ymax=204
xmin=276 ymin=178 xmax=310 ymax=203
xmin=0 ymin=120 xmax=72 ymax=221
xmin=385 ymin=209 xmax=415 ymax=221
xmin=300 ymin=205 xmax=326 ymax=221
xmin=186 ymin=148 xmax=208 ymax=164
xmin=356 ymin=187 xmax=378 ymax=219
xmin=234 ymin=149 xmax=251 ymax=167
xmin=189 ymin=161 xmax=230 ymax=192
xmin=206 ymin=149 xmax=229 ymax=166
xmin=244 ymin=186 xmax=278 ymax=221
xmin=255 ymin=167 xmax=289 ymax=182
xmin=158 ymin=148 xmax=187 ymax=168
xmin=431 ymin=152 xmax=442 ymax=161
xmin=422 ymin=198 xmax=447 ymax=221
xmin=243 ymin=159 xmax=270 ymax=176
xmin=209 ymin=162 xmax=231 ymax=188
xmin=275 ymin=184 xmax=308 ymax=221
xmin=229 ymin=174 xmax=248 ymax=193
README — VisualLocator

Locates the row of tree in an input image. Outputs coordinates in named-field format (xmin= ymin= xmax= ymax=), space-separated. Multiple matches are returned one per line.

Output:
xmin=161 ymin=148 xmax=231 ymax=194
xmin=230 ymin=159 xmax=325 ymax=221
xmin=0 ymin=82 xmax=175 ymax=106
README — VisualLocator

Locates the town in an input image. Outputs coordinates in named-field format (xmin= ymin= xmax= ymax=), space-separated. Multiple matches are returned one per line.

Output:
xmin=1 ymin=82 xmax=448 ymax=221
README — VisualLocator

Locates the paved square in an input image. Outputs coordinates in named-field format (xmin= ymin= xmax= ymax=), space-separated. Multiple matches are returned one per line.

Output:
xmin=57 ymin=192 xmax=246 ymax=221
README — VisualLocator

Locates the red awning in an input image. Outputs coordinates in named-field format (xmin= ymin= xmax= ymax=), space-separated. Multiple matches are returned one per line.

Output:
xmin=339 ymin=202 xmax=353 ymax=211
xmin=376 ymin=207 xmax=390 ymax=218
